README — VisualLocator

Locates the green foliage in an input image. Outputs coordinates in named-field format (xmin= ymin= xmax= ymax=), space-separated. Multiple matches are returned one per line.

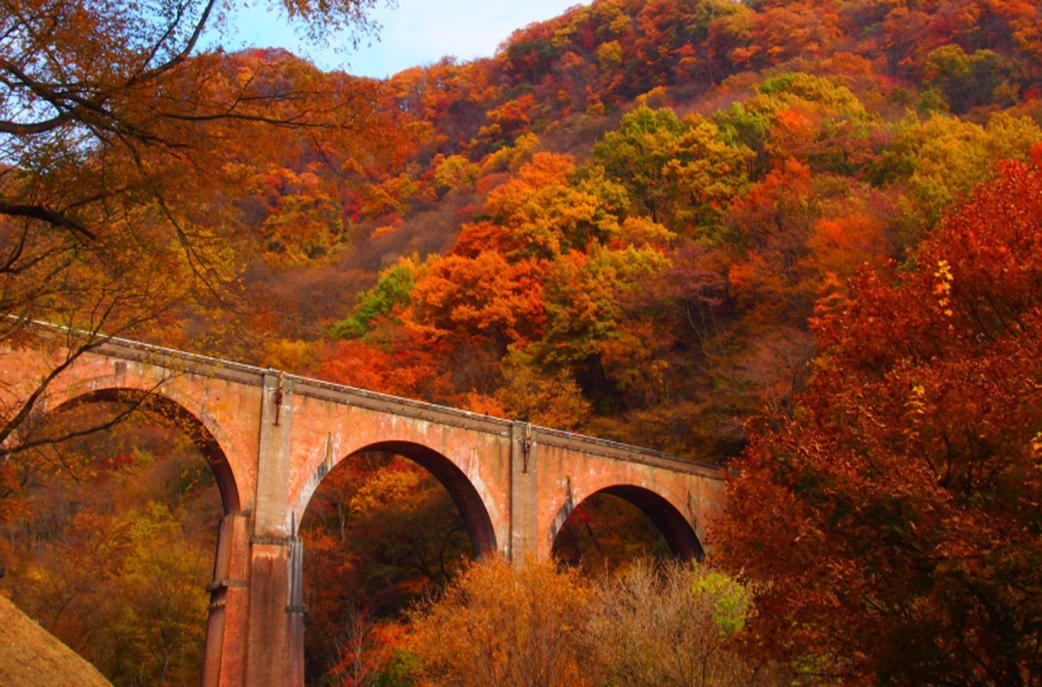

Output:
xmin=375 ymin=651 xmax=419 ymax=687
xmin=332 ymin=262 xmax=416 ymax=339
xmin=594 ymin=105 xmax=687 ymax=224
xmin=593 ymin=105 xmax=753 ymax=234
xmin=924 ymin=45 xmax=1014 ymax=113
xmin=537 ymin=243 xmax=669 ymax=368
xmin=758 ymin=73 xmax=871 ymax=121
xmin=715 ymin=72 xmax=879 ymax=178
xmin=690 ymin=567 xmax=749 ymax=636
xmin=432 ymin=155 xmax=480 ymax=191
xmin=875 ymin=111 xmax=1042 ymax=232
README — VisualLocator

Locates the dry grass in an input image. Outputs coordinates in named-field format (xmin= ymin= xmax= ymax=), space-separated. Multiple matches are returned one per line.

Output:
xmin=0 ymin=593 xmax=112 ymax=687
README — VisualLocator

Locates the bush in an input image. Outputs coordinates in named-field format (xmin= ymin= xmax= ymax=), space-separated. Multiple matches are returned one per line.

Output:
xmin=406 ymin=556 xmax=789 ymax=687
xmin=408 ymin=556 xmax=594 ymax=687
xmin=586 ymin=560 xmax=787 ymax=687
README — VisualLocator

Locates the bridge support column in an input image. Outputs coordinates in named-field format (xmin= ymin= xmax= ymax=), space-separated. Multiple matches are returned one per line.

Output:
xmin=509 ymin=421 xmax=540 ymax=562
xmin=203 ymin=510 xmax=250 ymax=687
xmin=244 ymin=373 xmax=304 ymax=687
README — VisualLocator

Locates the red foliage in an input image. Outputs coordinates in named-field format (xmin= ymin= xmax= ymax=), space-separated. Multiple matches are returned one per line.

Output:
xmin=717 ymin=153 xmax=1042 ymax=685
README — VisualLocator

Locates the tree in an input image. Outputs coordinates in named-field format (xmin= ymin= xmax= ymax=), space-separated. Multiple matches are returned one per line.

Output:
xmin=407 ymin=555 xmax=786 ymax=687
xmin=111 ymin=503 xmax=212 ymax=686
xmin=724 ymin=157 xmax=820 ymax=327
xmin=873 ymin=111 xmax=1042 ymax=232
xmin=407 ymin=251 xmax=548 ymax=350
xmin=494 ymin=347 xmax=590 ymax=429
xmin=923 ymin=45 xmax=1014 ymax=114
xmin=536 ymin=242 xmax=669 ymax=372
xmin=332 ymin=262 xmax=416 ymax=339
xmin=0 ymin=0 xmax=395 ymax=506
xmin=713 ymin=72 xmax=880 ymax=180
xmin=551 ymin=493 xmax=666 ymax=569
xmin=408 ymin=556 xmax=596 ymax=687
xmin=1 ymin=415 xmax=222 ymax=686
xmin=716 ymin=152 xmax=1042 ymax=685
xmin=482 ymin=152 xmax=629 ymax=260
xmin=347 ymin=459 xmax=472 ymax=593
xmin=299 ymin=453 xmax=471 ymax=683
xmin=593 ymin=105 xmax=752 ymax=235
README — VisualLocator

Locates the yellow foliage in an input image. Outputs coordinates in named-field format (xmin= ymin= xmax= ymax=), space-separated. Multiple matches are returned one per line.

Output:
xmin=636 ymin=86 xmax=670 ymax=109
xmin=496 ymin=349 xmax=591 ymax=429
xmin=259 ymin=338 xmax=321 ymax=373
xmin=349 ymin=469 xmax=422 ymax=517
xmin=480 ymin=132 xmax=541 ymax=175
xmin=597 ymin=41 xmax=623 ymax=68
xmin=433 ymin=154 xmax=480 ymax=191
xmin=408 ymin=556 xmax=596 ymax=687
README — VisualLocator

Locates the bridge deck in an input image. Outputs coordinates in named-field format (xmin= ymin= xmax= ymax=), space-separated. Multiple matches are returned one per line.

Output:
xmin=27 ymin=321 xmax=721 ymax=479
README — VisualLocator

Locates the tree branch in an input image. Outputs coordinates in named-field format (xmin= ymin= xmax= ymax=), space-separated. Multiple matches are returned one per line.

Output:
xmin=0 ymin=202 xmax=96 ymax=240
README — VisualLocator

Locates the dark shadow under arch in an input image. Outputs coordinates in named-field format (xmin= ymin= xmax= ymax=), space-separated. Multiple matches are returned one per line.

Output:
xmin=555 ymin=485 xmax=704 ymax=562
xmin=45 ymin=387 xmax=241 ymax=514
xmin=344 ymin=440 xmax=497 ymax=558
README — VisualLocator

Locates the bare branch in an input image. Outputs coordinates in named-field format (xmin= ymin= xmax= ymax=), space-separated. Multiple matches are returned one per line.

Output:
xmin=0 ymin=202 xmax=96 ymax=240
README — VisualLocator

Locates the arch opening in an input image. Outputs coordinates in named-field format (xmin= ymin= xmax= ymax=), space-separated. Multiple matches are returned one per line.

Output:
xmin=42 ymin=387 xmax=241 ymax=513
xmin=0 ymin=386 xmax=231 ymax=687
xmin=298 ymin=440 xmax=496 ymax=686
xmin=552 ymin=485 xmax=704 ymax=565
xmin=355 ymin=440 xmax=497 ymax=558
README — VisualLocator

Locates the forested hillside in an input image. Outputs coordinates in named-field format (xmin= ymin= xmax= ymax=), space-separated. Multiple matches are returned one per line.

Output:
xmin=177 ymin=0 xmax=1042 ymax=464
xmin=2 ymin=0 xmax=1041 ymax=684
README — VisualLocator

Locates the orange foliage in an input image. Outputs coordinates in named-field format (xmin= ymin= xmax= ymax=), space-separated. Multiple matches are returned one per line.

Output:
xmin=408 ymin=252 xmax=548 ymax=348
xmin=318 ymin=337 xmax=441 ymax=399
xmin=726 ymin=158 xmax=819 ymax=325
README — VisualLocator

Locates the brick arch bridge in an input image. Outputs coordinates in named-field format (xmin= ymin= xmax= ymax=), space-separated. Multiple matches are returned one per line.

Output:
xmin=1 ymin=331 xmax=726 ymax=687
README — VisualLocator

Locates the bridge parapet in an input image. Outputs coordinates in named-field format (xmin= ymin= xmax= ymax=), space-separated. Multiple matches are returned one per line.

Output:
xmin=23 ymin=322 xmax=720 ymax=475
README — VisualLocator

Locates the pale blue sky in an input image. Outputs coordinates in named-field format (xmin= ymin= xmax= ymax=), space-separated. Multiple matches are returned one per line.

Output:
xmin=210 ymin=0 xmax=588 ymax=79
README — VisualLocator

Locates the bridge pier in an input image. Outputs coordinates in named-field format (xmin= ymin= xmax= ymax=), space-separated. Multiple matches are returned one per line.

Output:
xmin=202 ymin=511 xmax=250 ymax=687
xmin=509 ymin=421 xmax=539 ymax=561
xmin=243 ymin=372 xmax=304 ymax=687
xmin=244 ymin=539 xmax=299 ymax=687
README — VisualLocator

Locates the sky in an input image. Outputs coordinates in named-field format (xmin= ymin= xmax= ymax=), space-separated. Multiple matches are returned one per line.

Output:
xmin=210 ymin=0 xmax=588 ymax=79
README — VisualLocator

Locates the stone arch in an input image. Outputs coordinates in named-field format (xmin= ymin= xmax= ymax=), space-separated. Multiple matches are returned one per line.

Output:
xmin=42 ymin=387 xmax=241 ymax=513
xmin=550 ymin=484 xmax=703 ymax=562
xmin=298 ymin=440 xmax=497 ymax=558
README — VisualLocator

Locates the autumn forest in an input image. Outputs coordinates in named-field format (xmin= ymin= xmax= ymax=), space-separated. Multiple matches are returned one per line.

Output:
xmin=1 ymin=0 xmax=1041 ymax=684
